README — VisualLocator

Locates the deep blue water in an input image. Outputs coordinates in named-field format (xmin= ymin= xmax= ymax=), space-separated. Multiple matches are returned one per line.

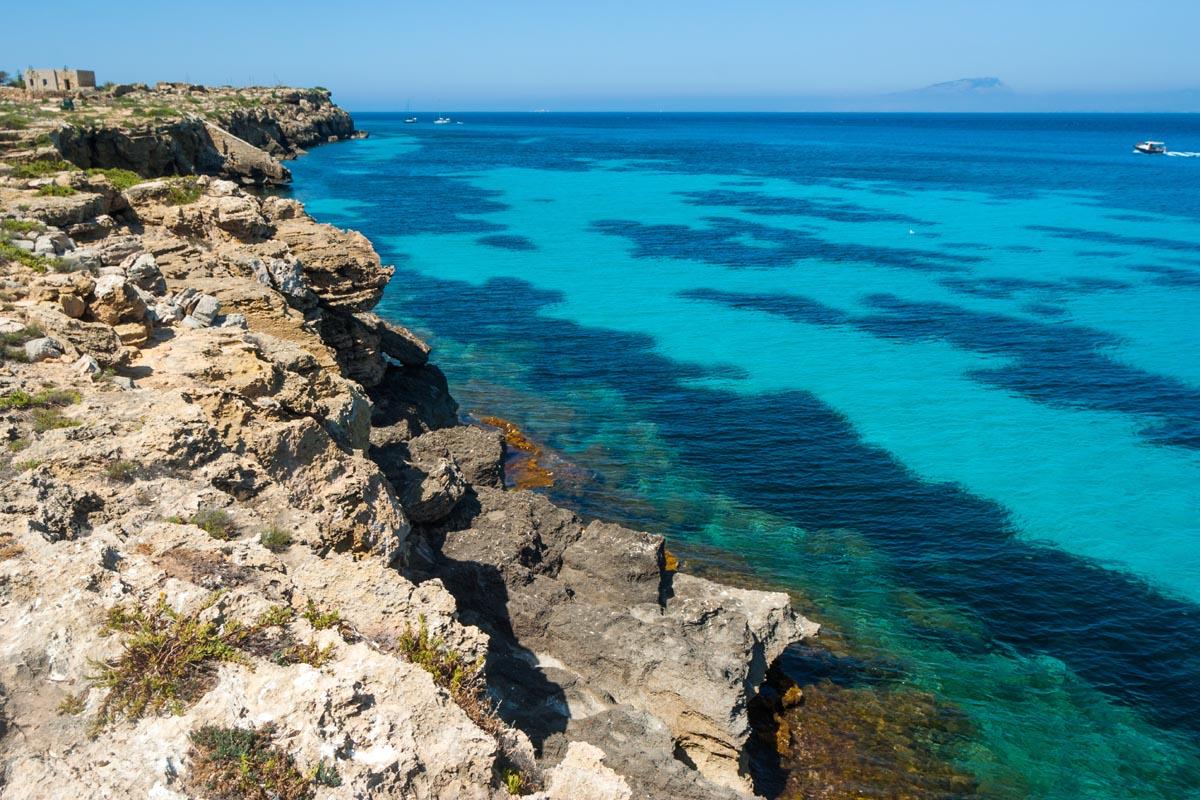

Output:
xmin=289 ymin=113 xmax=1200 ymax=798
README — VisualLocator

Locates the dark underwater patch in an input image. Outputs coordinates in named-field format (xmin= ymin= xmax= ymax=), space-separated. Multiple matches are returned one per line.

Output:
xmin=1028 ymin=224 xmax=1200 ymax=252
xmin=591 ymin=216 xmax=980 ymax=273
xmin=1127 ymin=264 xmax=1200 ymax=288
xmin=678 ymin=189 xmax=927 ymax=225
xmin=477 ymin=234 xmax=538 ymax=251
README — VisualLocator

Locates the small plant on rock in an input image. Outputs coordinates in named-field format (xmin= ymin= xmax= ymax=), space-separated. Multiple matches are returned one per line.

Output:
xmin=87 ymin=593 xmax=251 ymax=731
xmin=104 ymin=460 xmax=138 ymax=482
xmin=57 ymin=692 xmax=86 ymax=716
xmin=85 ymin=167 xmax=144 ymax=192
xmin=259 ymin=526 xmax=292 ymax=553
xmin=191 ymin=507 xmax=236 ymax=540
xmin=398 ymin=615 xmax=501 ymax=734
xmin=35 ymin=184 xmax=78 ymax=197
xmin=301 ymin=599 xmax=340 ymax=631
xmin=164 ymin=177 xmax=203 ymax=206
xmin=186 ymin=724 xmax=315 ymax=800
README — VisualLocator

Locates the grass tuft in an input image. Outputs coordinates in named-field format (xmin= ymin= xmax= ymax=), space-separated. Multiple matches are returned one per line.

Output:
xmin=35 ymin=184 xmax=78 ymax=197
xmin=186 ymin=724 xmax=316 ymax=800
xmin=164 ymin=177 xmax=203 ymax=206
xmin=398 ymin=615 xmax=502 ymax=734
xmin=104 ymin=460 xmax=139 ymax=482
xmin=259 ymin=526 xmax=292 ymax=553
xmin=87 ymin=593 xmax=250 ymax=731
xmin=85 ymin=167 xmax=145 ymax=192
xmin=191 ymin=507 xmax=236 ymax=540
xmin=12 ymin=159 xmax=78 ymax=179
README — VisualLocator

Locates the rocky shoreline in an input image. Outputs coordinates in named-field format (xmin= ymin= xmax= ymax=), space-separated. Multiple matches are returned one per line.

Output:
xmin=0 ymin=85 xmax=817 ymax=799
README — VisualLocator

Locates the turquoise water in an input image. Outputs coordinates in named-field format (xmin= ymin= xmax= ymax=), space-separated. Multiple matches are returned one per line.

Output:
xmin=290 ymin=113 xmax=1200 ymax=798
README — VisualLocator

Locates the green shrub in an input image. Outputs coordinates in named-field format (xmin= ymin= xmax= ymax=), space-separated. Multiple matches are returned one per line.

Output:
xmin=164 ymin=177 xmax=202 ymax=206
xmin=87 ymin=593 xmax=250 ymax=730
xmin=12 ymin=159 xmax=77 ymax=178
xmin=301 ymin=600 xmax=340 ymax=631
xmin=85 ymin=168 xmax=145 ymax=191
xmin=0 ymin=114 xmax=31 ymax=130
xmin=0 ymin=387 xmax=76 ymax=409
xmin=191 ymin=507 xmax=236 ymax=540
xmin=33 ymin=408 xmax=79 ymax=431
xmin=57 ymin=692 xmax=86 ymax=715
xmin=104 ymin=460 xmax=139 ymax=482
xmin=0 ymin=237 xmax=54 ymax=272
xmin=0 ymin=219 xmax=42 ymax=234
xmin=186 ymin=724 xmax=318 ymax=800
xmin=259 ymin=526 xmax=292 ymax=553
xmin=36 ymin=184 xmax=78 ymax=197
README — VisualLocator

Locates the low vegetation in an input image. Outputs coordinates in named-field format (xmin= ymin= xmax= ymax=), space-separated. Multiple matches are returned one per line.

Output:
xmin=186 ymin=724 xmax=337 ymax=800
xmin=0 ymin=326 xmax=44 ymax=360
xmin=11 ymin=159 xmax=78 ymax=179
xmin=259 ymin=526 xmax=293 ymax=553
xmin=191 ymin=507 xmax=236 ymax=540
xmin=0 ymin=235 xmax=56 ymax=273
xmin=103 ymin=460 xmax=139 ymax=482
xmin=85 ymin=167 xmax=145 ymax=191
xmin=164 ymin=177 xmax=203 ymax=206
xmin=87 ymin=593 xmax=251 ymax=731
xmin=35 ymin=184 xmax=78 ymax=197
xmin=398 ymin=615 xmax=502 ymax=734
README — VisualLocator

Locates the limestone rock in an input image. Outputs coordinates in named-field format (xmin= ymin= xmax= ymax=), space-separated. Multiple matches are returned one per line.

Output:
xmin=24 ymin=336 xmax=64 ymax=362
xmin=89 ymin=275 xmax=148 ymax=326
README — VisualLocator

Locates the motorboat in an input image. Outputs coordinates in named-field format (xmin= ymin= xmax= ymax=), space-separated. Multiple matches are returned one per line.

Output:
xmin=1135 ymin=141 xmax=1166 ymax=154
xmin=434 ymin=117 xmax=452 ymax=124
xmin=404 ymin=117 xmax=418 ymax=124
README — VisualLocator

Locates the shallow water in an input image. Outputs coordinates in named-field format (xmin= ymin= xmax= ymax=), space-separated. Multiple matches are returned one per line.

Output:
xmin=290 ymin=113 xmax=1200 ymax=798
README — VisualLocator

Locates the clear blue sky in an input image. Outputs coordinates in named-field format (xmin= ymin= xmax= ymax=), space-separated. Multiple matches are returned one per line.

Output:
xmin=8 ymin=0 xmax=1198 ymax=110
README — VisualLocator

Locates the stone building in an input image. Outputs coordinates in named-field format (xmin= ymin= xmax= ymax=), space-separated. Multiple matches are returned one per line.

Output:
xmin=24 ymin=69 xmax=96 ymax=94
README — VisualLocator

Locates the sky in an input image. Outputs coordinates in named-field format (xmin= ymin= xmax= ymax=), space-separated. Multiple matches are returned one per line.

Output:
xmin=6 ymin=0 xmax=1199 ymax=111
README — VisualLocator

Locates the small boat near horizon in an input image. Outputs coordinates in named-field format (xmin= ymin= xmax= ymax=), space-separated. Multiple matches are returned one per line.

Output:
xmin=1135 ymin=141 xmax=1166 ymax=154
xmin=434 ymin=116 xmax=452 ymax=124
xmin=404 ymin=117 xmax=418 ymax=123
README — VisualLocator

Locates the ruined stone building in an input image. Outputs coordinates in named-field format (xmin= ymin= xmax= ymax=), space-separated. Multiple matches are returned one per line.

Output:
xmin=24 ymin=69 xmax=96 ymax=94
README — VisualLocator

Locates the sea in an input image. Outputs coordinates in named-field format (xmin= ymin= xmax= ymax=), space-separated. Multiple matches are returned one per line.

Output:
xmin=288 ymin=112 xmax=1200 ymax=799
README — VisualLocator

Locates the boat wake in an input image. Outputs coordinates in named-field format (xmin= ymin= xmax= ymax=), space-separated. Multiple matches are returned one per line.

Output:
xmin=1165 ymin=151 xmax=1200 ymax=157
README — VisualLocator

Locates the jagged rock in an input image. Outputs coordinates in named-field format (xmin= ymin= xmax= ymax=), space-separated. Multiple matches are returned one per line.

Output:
xmin=113 ymin=320 xmax=153 ymax=347
xmin=215 ymin=194 xmax=271 ymax=239
xmin=59 ymin=293 xmax=85 ymax=319
xmin=24 ymin=337 xmax=64 ymax=362
xmin=73 ymin=354 xmax=101 ymax=377
xmin=89 ymin=275 xmax=148 ymax=326
xmin=217 ymin=313 xmax=247 ymax=329
xmin=355 ymin=312 xmax=431 ymax=367
xmin=26 ymin=477 xmax=100 ymax=542
xmin=431 ymin=487 xmax=816 ymax=795
xmin=188 ymin=294 xmax=221 ymax=327
xmin=398 ymin=457 xmax=468 ymax=525
xmin=20 ymin=304 xmax=130 ymax=367
xmin=122 ymin=252 xmax=167 ymax=294
xmin=409 ymin=425 xmax=505 ymax=490
xmin=535 ymin=742 xmax=633 ymax=800
xmin=0 ymin=318 xmax=25 ymax=335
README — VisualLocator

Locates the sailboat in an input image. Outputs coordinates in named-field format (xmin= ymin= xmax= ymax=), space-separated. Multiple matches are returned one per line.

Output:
xmin=403 ymin=100 xmax=417 ymax=124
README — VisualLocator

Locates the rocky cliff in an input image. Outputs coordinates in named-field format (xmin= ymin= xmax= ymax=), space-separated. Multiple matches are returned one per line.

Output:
xmin=0 ymin=90 xmax=817 ymax=799
xmin=4 ymin=83 xmax=360 ymax=187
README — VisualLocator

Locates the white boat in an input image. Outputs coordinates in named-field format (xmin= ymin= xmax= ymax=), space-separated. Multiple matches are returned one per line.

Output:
xmin=1135 ymin=141 xmax=1166 ymax=154
xmin=404 ymin=117 xmax=418 ymax=124
xmin=434 ymin=117 xmax=451 ymax=124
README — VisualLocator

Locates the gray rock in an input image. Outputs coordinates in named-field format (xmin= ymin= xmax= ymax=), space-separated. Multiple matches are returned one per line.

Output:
xmin=190 ymin=294 xmax=221 ymax=326
xmin=73 ymin=354 xmax=101 ymax=377
xmin=24 ymin=337 xmax=64 ymax=362
xmin=408 ymin=425 xmax=505 ymax=489
xmin=28 ymin=477 xmax=100 ymax=542
xmin=0 ymin=318 xmax=25 ymax=335
xmin=33 ymin=235 xmax=57 ymax=256
xmin=429 ymin=486 xmax=817 ymax=795
xmin=12 ymin=239 xmax=34 ymax=253
xmin=110 ymin=376 xmax=134 ymax=390
xmin=217 ymin=313 xmax=247 ymax=329
xmin=123 ymin=252 xmax=165 ymax=294
xmin=151 ymin=301 xmax=184 ymax=325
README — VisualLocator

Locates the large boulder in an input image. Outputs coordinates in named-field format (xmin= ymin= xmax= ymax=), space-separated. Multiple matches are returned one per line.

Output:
xmin=88 ymin=275 xmax=148 ymax=326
